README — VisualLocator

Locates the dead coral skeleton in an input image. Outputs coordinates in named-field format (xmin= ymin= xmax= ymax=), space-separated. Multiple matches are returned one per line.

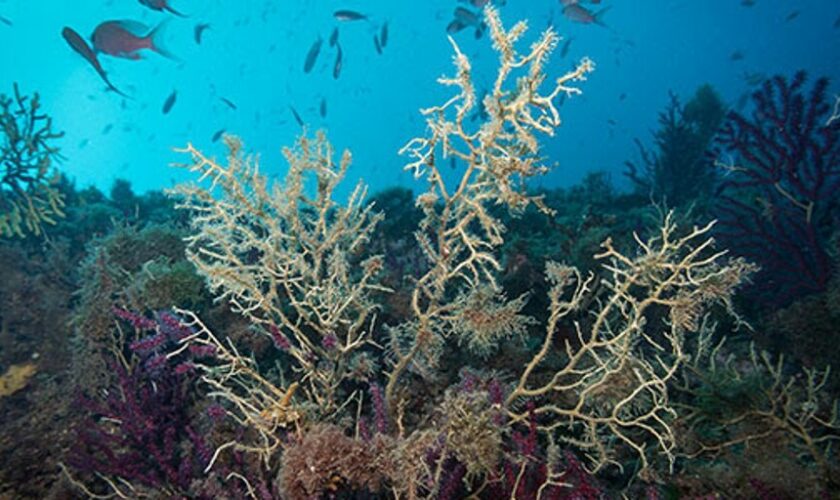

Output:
xmin=505 ymin=210 xmax=758 ymax=478
xmin=386 ymin=4 xmax=595 ymax=407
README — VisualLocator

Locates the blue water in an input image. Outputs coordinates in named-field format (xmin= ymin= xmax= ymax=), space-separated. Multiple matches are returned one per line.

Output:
xmin=1 ymin=0 xmax=838 ymax=195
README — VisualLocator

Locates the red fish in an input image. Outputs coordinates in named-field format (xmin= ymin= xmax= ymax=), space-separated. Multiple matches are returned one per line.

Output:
xmin=61 ymin=27 xmax=129 ymax=97
xmin=138 ymin=0 xmax=185 ymax=17
xmin=91 ymin=20 xmax=173 ymax=60
xmin=562 ymin=5 xmax=610 ymax=27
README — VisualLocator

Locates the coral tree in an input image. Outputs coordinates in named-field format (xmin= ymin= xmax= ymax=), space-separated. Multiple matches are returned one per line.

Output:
xmin=0 ymin=83 xmax=65 ymax=237
xmin=711 ymin=71 xmax=840 ymax=303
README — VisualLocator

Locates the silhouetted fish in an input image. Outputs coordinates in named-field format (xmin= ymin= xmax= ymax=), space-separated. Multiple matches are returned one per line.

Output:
xmin=834 ymin=14 xmax=840 ymax=28
xmin=162 ymin=90 xmax=177 ymax=114
xmin=329 ymin=27 xmax=339 ymax=47
xmin=334 ymin=10 xmax=367 ymax=22
xmin=0 ymin=15 xmax=12 ymax=26
xmin=729 ymin=50 xmax=744 ymax=61
xmin=560 ymin=37 xmax=573 ymax=58
xmin=102 ymin=123 xmax=113 ymax=134
xmin=374 ymin=34 xmax=382 ymax=54
xmin=211 ymin=129 xmax=225 ymax=142
xmin=785 ymin=10 xmax=800 ymax=22
xmin=380 ymin=22 xmax=389 ymax=48
xmin=741 ymin=0 xmax=755 ymax=6
xmin=62 ymin=26 xmax=130 ymax=97
xmin=194 ymin=23 xmax=210 ymax=44
xmin=333 ymin=44 xmax=343 ymax=79
xmin=304 ymin=37 xmax=322 ymax=73
xmin=219 ymin=97 xmax=237 ymax=110
xmin=563 ymin=5 xmax=610 ymax=27
xmin=319 ymin=98 xmax=327 ymax=118
xmin=289 ymin=106 xmax=304 ymax=127
xmin=139 ymin=0 xmax=185 ymax=17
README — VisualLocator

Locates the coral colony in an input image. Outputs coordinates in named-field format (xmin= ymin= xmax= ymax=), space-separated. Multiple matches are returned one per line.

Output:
xmin=1 ymin=6 xmax=838 ymax=500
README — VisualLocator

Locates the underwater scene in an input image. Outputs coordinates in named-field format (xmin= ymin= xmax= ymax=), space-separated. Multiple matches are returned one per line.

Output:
xmin=1 ymin=0 xmax=840 ymax=498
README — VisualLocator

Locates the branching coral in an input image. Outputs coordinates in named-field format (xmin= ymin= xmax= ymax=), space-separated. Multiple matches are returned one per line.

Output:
xmin=504 ymin=210 xmax=757 ymax=478
xmin=0 ymin=83 xmax=65 ymax=237
xmin=675 ymin=330 xmax=840 ymax=489
xmin=169 ymin=132 xmax=388 ymax=420
xmin=386 ymin=4 xmax=594 ymax=407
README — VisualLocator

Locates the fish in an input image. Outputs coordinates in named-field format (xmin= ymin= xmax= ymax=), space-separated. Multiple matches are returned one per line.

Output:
xmin=319 ymin=98 xmax=327 ymax=118
xmin=162 ymin=90 xmax=177 ymax=114
xmin=835 ymin=14 xmax=840 ymax=28
xmin=562 ymin=5 xmax=610 ymax=26
xmin=618 ymin=92 xmax=627 ymax=101
xmin=0 ymin=15 xmax=12 ymax=26
xmin=138 ymin=0 xmax=185 ymax=17
xmin=219 ymin=97 xmax=237 ymax=110
xmin=741 ymin=0 xmax=756 ymax=6
xmin=303 ymin=37 xmax=322 ymax=73
xmin=61 ymin=27 xmax=130 ymax=97
xmin=329 ymin=27 xmax=339 ymax=47
xmin=729 ymin=50 xmax=744 ymax=61
xmin=211 ymin=129 xmax=225 ymax=142
xmin=91 ymin=20 xmax=174 ymax=60
xmin=333 ymin=45 xmax=343 ymax=79
xmin=785 ymin=10 xmax=800 ymax=22
xmin=194 ymin=23 xmax=210 ymax=44
xmin=454 ymin=7 xmax=480 ymax=26
xmin=380 ymin=22 xmax=389 ymax=48
xmin=334 ymin=10 xmax=367 ymax=22
xmin=373 ymin=34 xmax=382 ymax=54
xmin=560 ymin=37 xmax=573 ymax=58
xmin=446 ymin=19 xmax=467 ymax=34
xmin=102 ymin=123 xmax=113 ymax=134
xmin=289 ymin=105 xmax=304 ymax=127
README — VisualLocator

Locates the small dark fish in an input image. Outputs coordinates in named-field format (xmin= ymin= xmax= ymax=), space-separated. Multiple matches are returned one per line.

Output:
xmin=785 ymin=10 xmax=800 ymax=22
xmin=560 ymin=37 xmax=573 ymax=58
xmin=102 ymin=123 xmax=114 ymax=134
xmin=373 ymin=34 xmax=382 ymax=54
xmin=0 ymin=15 xmax=12 ymax=26
xmin=79 ymin=138 xmax=89 ymax=148
xmin=62 ymin=26 xmax=130 ymax=97
xmin=729 ymin=50 xmax=744 ymax=61
xmin=446 ymin=19 xmax=467 ymax=34
xmin=329 ymin=26 xmax=339 ymax=47
xmin=835 ymin=14 xmax=840 ymax=28
xmin=304 ymin=36 xmax=323 ymax=73
xmin=334 ymin=10 xmax=367 ymax=22
xmin=211 ymin=129 xmax=225 ymax=142
xmin=618 ymin=92 xmax=627 ymax=101
xmin=289 ymin=106 xmax=304 ymax=127
xmin=333 ymin=44 xmax=343 ymax=79
xmin=380 ymin=21 xmax=389 ymax=48
xmin=607 ymin=118 xmax=617 ymax=126
xmin=319 ymin=98 xmax=327 ymax=118
xmin=219 ymin=97 xmax=237 ymax=110
xmin=449 ymin=157 xmax=456 ymax=169
xmin=741 ymin=0 xmax=755 ymax=6
xmin=162 ymin=90 xmax=177 ymax=114
xmin=563 ymin=5 xmax=610 ymax=27
xmin=454 ymin=7 xmax=480 ymax=26
xmin=139 ymin=0 xmax=185 ymax=17
xmin=194 ymin=23 xmax=210 ymax=44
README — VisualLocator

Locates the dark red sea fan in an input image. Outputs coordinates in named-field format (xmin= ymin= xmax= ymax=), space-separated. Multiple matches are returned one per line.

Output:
xmin=711 ymin=71 xmax=840 ymax=304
